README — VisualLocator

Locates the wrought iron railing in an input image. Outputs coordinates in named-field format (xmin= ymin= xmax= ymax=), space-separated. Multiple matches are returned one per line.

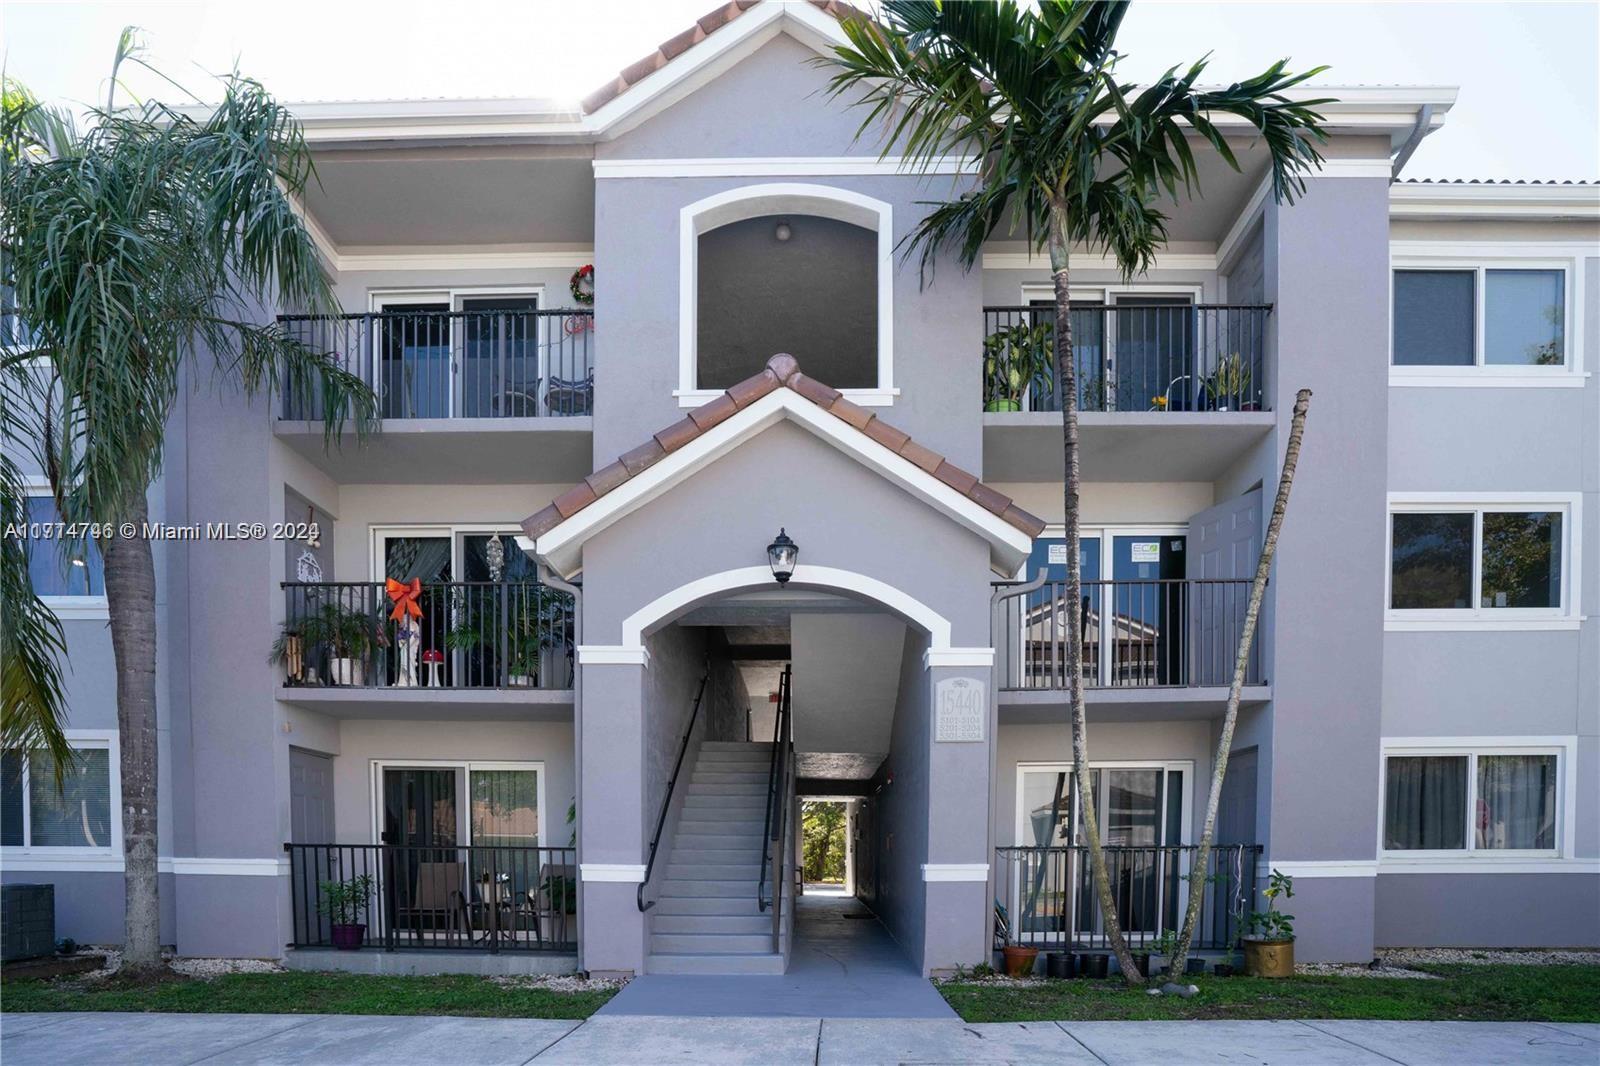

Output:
xmin=992 ymin=577 xmax=1262 ymax=691
xmin=993 ymin=843 xmax=1262 ymax=952
xmin=279 ymin=308 xmax=594 ymax=420
xmin=981 ymin=304 xmax=1269 ymax=414
xmin=285 ymin=843 xmax=576 ymax=953
xmin=277 ymin=581 xmax=575 ymax=690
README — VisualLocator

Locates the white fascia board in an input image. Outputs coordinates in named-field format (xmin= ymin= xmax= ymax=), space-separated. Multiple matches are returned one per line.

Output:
xmin=534 ymin=390 xmax=1033 ymax=579
xmin=1390 ymin=183 xmax=1600 ymax=220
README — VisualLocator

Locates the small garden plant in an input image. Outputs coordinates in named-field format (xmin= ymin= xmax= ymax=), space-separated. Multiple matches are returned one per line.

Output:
xmin=1247 ymin=869 xmax=1295 ymax=941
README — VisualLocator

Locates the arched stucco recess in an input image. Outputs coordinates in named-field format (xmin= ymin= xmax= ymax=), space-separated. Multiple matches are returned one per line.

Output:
xmin=678 ymin=183 xmax=896 ymax=407
xmin=576 ymin=565 xmax=993 ymax=669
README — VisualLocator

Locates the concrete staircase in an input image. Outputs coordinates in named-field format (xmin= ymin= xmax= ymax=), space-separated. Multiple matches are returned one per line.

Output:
xmin=646 ymin=741 xmax=788 ymax=975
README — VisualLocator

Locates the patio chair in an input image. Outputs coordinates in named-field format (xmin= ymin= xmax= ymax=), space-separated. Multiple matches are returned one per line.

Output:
xmin=545 ymin=374 xmax=593 ymax=416
xmin=409 ymin=861 xmax=469 ymax=944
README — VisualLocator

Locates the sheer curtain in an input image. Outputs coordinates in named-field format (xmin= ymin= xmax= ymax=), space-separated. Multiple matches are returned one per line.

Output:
xmin=1476 ymin=755 xmax=1555 ymax=850
xmin=470 ymin=769 xmax=539 ymax=848
xmin=1384 ymin=756 xmax=1467 ymax=850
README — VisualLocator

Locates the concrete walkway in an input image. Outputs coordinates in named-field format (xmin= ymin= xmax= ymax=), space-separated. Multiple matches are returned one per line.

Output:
xmin=3 ymin=1013 xmax=1596 ymax=1064
xmin=600 ymin=890 xmax=956 ymax=1018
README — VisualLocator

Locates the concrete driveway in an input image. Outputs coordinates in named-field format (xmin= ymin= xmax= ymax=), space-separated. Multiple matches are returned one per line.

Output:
xmin=3 ymin=1013 xmax=1597 ymax=1065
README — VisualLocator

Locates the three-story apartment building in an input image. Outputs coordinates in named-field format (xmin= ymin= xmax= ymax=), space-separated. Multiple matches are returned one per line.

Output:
xmin=5 ymin=1 xmax=1596 ymax=979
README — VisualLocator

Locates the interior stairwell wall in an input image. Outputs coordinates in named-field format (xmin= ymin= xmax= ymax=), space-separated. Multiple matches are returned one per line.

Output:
xmin=865 ymin=627 xmax=933 ymax=971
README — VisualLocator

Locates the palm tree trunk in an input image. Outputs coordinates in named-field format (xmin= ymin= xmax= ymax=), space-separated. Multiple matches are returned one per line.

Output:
xmin=102 ymin=489 xmax=162 ymax=972
xmin=1048 ymin=197 xmax=1142 ymax=985
xmin=1167 ymin=388 xmax=1312 ymax=980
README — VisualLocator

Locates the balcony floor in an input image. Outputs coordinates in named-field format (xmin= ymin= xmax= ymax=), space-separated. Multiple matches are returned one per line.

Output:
xmin=274 ymin=417 xmax=593 ymax=484
xmin=275 ymin=685 xmax=575 ymax=721
xmin=983 ymin=411 xmax=1275 ymax=482
xmin=999 ymin=684 xmax=1272 ymax=723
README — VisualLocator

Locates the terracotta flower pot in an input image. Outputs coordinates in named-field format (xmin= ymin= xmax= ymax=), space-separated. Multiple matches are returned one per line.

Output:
xmin=1001 ymin=944 xmax=1039 ymax=977
xmin=1242 ymin=937 xmax=1294 ymax=978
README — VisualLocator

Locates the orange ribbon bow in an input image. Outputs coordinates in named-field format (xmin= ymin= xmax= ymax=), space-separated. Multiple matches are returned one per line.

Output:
xmin=385 ymin=578 xmax=424 ymax=622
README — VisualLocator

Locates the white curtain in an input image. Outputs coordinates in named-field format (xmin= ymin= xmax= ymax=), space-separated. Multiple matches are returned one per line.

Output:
xmin=1476 ymin=755 xmax=1555 ymax=850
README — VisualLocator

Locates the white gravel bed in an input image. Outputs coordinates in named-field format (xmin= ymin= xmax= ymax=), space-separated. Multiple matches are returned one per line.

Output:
xmin=1298 ymin=961 xmax=1439 ymax=979
xmin=488 ymin=974 xmax=628 ymax=993
xmin=1380 ymin=947 xmax=1600 ymax=967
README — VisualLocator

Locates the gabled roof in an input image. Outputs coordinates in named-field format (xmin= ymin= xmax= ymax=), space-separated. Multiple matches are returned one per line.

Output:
xmin=524 ymin=354 xmax=1044 ymax=578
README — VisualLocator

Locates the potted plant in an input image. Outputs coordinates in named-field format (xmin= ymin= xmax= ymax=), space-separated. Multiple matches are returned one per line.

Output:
xmin=448 ymin=585 xmax=573 ymax=688
xmin=269 ymin=627 xmax=306 ymax=685
xmin=1001 ymin=941 xmax=1039 ymax=977
xmin=982 ymin=320 xmax=1053 ymax=412
xmin=1203 ymin=353 xmax=1253 ymax=412
xmin=1242 ymin=869 xmax=1295 ymax=978
xmin=312 ymin=602 xmax=382 ymax=686
xmin=318 ymin=874 xmax=375 ymax=950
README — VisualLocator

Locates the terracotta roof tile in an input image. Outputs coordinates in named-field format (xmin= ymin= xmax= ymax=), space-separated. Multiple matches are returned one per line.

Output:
xmin=523 ymin=354 xmax=1046 ymax=545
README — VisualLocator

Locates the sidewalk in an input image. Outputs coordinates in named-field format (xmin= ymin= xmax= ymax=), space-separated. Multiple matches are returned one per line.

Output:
xmin=3 ymin=1013 xmax=1596 ymax=1065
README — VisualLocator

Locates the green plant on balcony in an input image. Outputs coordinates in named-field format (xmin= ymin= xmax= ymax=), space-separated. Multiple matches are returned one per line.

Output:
xmin=982 ymin=320 xmax=1054 ymax=412
xmin=446 ymin=585 xmax=573 ymax=688
xmin=272 ymin=600 xmax=383 ymax=687
xmin=1203 ymin=353 xmax=1254 ymax=411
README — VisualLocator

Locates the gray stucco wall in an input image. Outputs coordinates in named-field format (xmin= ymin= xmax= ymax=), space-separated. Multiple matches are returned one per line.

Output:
xmin=1376 ymin=873 xmax=1600 ymax=948
xmin=871 ymin=627 xmax=931 ymax=970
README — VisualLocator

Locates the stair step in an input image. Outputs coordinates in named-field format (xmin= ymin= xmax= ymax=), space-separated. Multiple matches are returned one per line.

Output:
xmin=647 ymin=952 xmax=786 ymax=975
xmin=651 ymin=913 xmax=773 ymax=935
xmin=696 ymin=754 xmax=775 ymax=768
xmin=650 ymin=895 xmax=781 ymax=916
xmin=660 ymin=879 xmax=759 ymax=898
xmin=682 ymin=794 xmax=767 ymax=809
xmin=683 ymin=783 xmax=771 ymax=797
xmin=676 ymin=819 xmax=766 ymax=835
xmin=664 ymin=848 xmax=757 ymax=865
xmin=675 ymin=835 xmax=764 ymax=851
xmin=651 ymin=932 xmax=773 ymax=954
xmin=700 ymin=742 xmax=773 ymax=752
xmin=691 ymin=771 xmax=770 ymax=785
xmin=665 ymin=863 xmax=761 ymax=881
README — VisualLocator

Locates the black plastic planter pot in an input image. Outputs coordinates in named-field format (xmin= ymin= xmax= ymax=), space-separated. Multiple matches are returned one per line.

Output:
xmin=1131 ymin=952 xmax=1153 ymax=978
xmin=1045 ymin=952 xmax=1075 ymax=979
xmin=1186 ymin=958 xmax=1208 ymax=976
xmin=1212 ymin=962 xmax=1236 ymax=977
xmin=1076 ymin=952 xmax=1109 ymax=979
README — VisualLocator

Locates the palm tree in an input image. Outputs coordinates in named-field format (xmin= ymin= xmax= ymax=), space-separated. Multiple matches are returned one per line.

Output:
xmin=822 ymin=0 xmax=1330 ymax=983
xmin=1 ymin=32 xmax=376 ymax=974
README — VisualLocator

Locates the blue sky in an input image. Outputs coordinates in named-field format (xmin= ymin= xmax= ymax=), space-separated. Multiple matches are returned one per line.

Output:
xmin=4 ymin=0 xmax=1596 ymax=181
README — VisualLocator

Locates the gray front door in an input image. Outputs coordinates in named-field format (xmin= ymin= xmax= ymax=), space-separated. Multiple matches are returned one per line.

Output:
xmin=1187 ymin=488 xmax=1262 ymax=685
xmin=289 ymin=748 xmax=335 ymax=844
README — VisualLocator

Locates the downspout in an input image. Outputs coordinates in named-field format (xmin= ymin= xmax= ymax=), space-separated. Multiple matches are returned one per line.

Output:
xmin=538 ymin=563 xmax=583 ymax=970
xmin=1390 ymin=104 xmax=1434 ymax=181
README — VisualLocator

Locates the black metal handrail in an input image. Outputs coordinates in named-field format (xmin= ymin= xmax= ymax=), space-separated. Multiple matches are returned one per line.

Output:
xmin=638 ymin=662 xmax=712 ymax=913
xmin=284 ymin=842 xmax=577 ymax=953
xmin=981 ymin=304 xmax=1270 ymax=414
xmin=758 ymin=664 xmax=793 ymax=916
xmin=993 ymin=843 xmax=1262 ymax=953
xmin=278 ymin=580 xmax=574 ymax=691
xmin=279 ymin=308 xmax=594 ymax=420
xmin=992 ymin=577 xmax=1263 ymax=691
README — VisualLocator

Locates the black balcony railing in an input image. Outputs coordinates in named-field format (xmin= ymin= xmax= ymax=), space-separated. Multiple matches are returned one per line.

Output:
xmin=277 ymin=581 xmax=574 ymax=691
xmin=279 ymin=309 xmax=593 ymax=420
xmin=285 ymin=843 xmax=576 ymax=953
xmin=993 ymin=577 xmax=1262 ymax=691
xmin=994 ymin=843 xmax=1261 ymax=953
xmin=981 ymin=304 xmax=1269 ymax=414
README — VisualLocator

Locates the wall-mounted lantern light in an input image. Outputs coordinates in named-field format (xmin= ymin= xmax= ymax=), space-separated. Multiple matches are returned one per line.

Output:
xmin=767 ymin=528 xmax=798 ymax=585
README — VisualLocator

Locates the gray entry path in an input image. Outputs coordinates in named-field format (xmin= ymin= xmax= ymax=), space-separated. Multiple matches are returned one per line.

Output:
xmin=599 ymin=889 xmax=956 ymax=1018
xmin=4 ymin=1014 xmax=1597 ymax=1065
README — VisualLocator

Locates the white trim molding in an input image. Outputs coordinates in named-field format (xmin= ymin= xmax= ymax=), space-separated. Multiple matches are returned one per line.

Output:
xmin=169 ymin=858 xmax=289 ymax=877
xmin=923 ymin=648 xmax=995 ymax=669
xmin=1391 ymin=183 xmax=1600 ymax=221
xmin=1384 ymin=492 xmax=1583 ymax=631
xmin=580 ymin=863 xmax=647 ymax=883
xmin=595 ymin=156 xmax=976 ymax=179
xmin=1258 ymin=860 xmax=1379 ymax=879
xmin=922 ymin=863 xmax=989 ymax=882
xmin=1312 ymin=158 xmax=1393 ymax=179
xmin=1378 ymin=858 xmax=1600 ymax=876
xmin=577 ymin=645 xmax=651 ymax=667
xmin=532 ymin=388 xmax=1033 ymax=578
xmin=981 ymin=250 xmax=1217 ymax=272
xmin=339 ymin=248 xmax=592 ymax=273
xmin=0 ymin=856 xmax=289 ymax=875
xmin=678 ymin=183 xmax=895 ymax=409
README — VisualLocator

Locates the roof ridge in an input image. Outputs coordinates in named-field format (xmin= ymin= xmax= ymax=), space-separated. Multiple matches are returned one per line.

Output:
xmin=522 ymin=354 xmax=1046 ymax=543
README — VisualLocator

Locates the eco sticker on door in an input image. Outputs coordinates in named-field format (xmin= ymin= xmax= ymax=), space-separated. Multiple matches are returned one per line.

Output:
xmin=1130 ymin=541 xmax=1160 ymax=563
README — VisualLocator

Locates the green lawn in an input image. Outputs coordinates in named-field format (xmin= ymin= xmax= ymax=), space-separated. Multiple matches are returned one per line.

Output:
xmin=938 ymin=965 xmax=1600 ymax=1023
xmin=1 ymin=970 xmax=617 ymax=1019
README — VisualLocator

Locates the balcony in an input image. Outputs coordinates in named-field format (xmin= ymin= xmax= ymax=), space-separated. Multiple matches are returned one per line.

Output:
xmin=274 ymin=308 xmax=594 ymax=483
xmin=993 ymin=843 xmax=1262 ymax=954
xmin=285 ymin=843 xmax=577 ymax=955
xmin=275 ymin=581 xmax=575 ymax=718
xmin=992 ymin=577 xmax=1268 ymax=719
xmin=980 ymin=304 xmax=1275 ymax=482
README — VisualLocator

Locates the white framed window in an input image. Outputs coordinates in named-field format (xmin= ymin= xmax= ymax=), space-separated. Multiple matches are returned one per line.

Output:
xmin=1 ymin=731 xmax=121 ymax=855
xmin=1385 ymin=493 xmax=1582 ymax=630
xmin=677 ymin=184 xmax=897 ymax=408
xmin=1389 ymin=249 xmax=1587 ymax=387
xmin=19 ymin=478 xmax=107 ymax=620
xmin=369 ymin=759 xmax=547 ymax=850
xmin=1379 ymin=737 xmax=1576 ymax=868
